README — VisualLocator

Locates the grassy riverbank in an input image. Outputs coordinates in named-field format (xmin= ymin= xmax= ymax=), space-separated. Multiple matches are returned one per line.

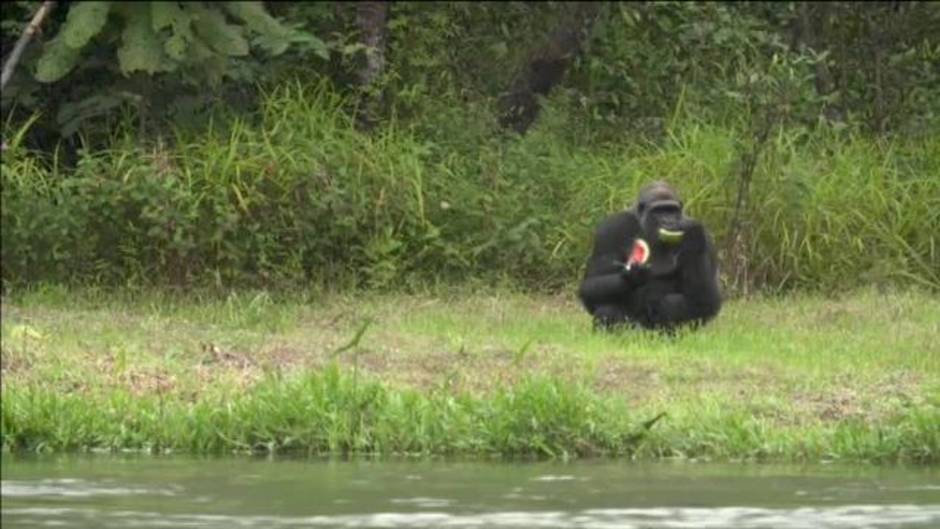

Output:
xmin=1 ymin=286 xmax=938 ymax=463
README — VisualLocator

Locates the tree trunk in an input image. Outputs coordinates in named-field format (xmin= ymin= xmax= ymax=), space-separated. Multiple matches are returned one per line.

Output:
xmin=499 ymin=2 xmax=602 ymax=134
xmin=796 ymin=2 xmax=842 ymax=123
xmin=355 ymin=1 xmax=389 ymax=131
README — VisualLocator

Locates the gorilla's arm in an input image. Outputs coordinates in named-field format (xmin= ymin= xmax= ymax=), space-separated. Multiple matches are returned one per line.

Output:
xmin=578 ymin=212 xmax=644 ymax=312
xmin=648 ymin=222 xmax=722 ymax=325
xmin=578 ymin=272 xmax=631 ymax=311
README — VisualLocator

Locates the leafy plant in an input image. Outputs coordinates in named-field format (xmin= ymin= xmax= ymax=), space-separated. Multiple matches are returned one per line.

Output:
xmin=34 ymin=2 xmax=297 ymax=84
xmin=2 ymin=2 xmax=326 ymax=147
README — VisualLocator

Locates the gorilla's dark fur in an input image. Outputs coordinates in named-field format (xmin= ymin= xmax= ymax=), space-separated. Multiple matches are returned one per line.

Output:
xmin=578 ymin=181 xmax=722 ymax=331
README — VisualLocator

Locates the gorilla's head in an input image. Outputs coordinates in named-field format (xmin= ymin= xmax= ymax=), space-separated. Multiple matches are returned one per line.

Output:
xmin=636 ymin=181 xmax=684 ymax=243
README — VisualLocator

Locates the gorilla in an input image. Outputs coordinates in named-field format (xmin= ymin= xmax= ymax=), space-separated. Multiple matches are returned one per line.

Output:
xmin=578 ymin=181 xmax=721 ymax=331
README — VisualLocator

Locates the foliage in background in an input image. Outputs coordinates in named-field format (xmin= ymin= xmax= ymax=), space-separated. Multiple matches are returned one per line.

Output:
xmin=2 ymin=82 xmax=937 ymax=292
xmin=1 ymin=2 xmax=938 ymax=293
xmin=565 ymin=2 xmax=940 ymax=142
xmin=4 ymin=3 xmax=938 ymax=151
xmin=1 ymin=1 xmax=326 ymax=151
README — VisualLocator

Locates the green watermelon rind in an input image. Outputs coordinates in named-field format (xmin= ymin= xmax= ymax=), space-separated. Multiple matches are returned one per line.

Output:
xmin=659 ymin=228 xmax=684 ymax=244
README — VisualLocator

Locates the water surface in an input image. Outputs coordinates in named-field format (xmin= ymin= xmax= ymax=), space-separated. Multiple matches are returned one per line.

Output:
xmin=2 ymin=454 xmax=938 ymax=528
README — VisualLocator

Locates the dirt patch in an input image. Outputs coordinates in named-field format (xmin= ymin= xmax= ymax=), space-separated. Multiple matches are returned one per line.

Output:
xmin=200 ymin=341 xmax=257 ymax=370
xmin=90 ymin=349 xmax=177 ymax=397
xmin=261 ymin=344 xmax=311 ymax=371
xmin=342 ymin=346 xmax=510 ymax=394
xmin=192 ymin=364 xmax=260 ymax=396
xmin=125 ymin=369 xmax=177 ymax=397
xmin=790 ymin=371 xmax=924 ymax=424
xmin=315 ymin=338 xmax=578 ymax=396
xmin=0 ymin=346 xmax=33 ymax=377
xmin=591 ymin=358 xmax=663 ymax=405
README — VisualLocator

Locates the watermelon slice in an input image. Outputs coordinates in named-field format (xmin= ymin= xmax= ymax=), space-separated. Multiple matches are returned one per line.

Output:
xmin=626 ymin=238 xmax=650 ymax=269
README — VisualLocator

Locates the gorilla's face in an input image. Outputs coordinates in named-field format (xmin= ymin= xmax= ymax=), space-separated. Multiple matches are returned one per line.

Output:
xmin=636 ymin=182 xmax=688 ymax=275
xmin=637 ymin=183 xmax=684 ymax=239
xmin=642 ymin=202 xmax=683 ymax=232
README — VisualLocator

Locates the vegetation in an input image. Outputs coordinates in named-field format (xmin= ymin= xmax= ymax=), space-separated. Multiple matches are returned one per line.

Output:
xmin=2 ymin=286 xmax=938 ymax=462
xmin=2 ymin=2 xmax=938 ymax=293
xmin=3 ymin=83 xmax=937 ymax=292
xmin=1 ymin=3 xmax=937 ymax=462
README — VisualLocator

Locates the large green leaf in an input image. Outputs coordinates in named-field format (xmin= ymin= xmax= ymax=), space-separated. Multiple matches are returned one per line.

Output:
xmin=152 ymin=2 xmax=197 ymax=61
xmin=151 ymin=1 xmax=187 ymax=32
xmin=188 ymin=3 xmax=249 ymax=57
xmin=35 ymin=35 xmax=82 ymax=83
xmin=223 ymin=1 xmax=290 ymax=55
xmin=116 ymin=3 xmax=175 ymax=75
xmin=60 ymin=1 xmax=112 ymax=49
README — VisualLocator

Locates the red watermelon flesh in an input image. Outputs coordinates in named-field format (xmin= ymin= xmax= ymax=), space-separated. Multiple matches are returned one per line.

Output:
xmin=627 ymin=239 xmax=650 ymax=268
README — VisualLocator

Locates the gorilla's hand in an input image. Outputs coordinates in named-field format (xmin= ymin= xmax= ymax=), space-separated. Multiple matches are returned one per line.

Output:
xmin=678 ymin=219 xmax=707 ymax=254
xmin=621 ymin=262 xmax=651 ymax=285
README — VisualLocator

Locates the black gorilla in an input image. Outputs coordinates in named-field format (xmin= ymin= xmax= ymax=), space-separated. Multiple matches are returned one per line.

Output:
xmin=578 ymin=181 xmax=721 ymax=331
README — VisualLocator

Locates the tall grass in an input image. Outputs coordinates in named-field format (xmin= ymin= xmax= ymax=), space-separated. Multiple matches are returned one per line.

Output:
xmin=0 ymin=365 xmax=637 ymax=458
xmin=2 ymin=80 xmax=937 ymax=292
xmin=4 ymin=363 xmax=936 ymax=462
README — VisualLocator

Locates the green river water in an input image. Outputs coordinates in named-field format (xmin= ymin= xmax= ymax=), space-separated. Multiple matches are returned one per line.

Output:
xmin=2 ymin=454 xmax=938 ymax=528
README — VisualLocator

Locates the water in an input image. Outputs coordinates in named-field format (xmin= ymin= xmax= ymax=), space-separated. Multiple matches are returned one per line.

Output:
xmin=2 ymin=454 xmax=938 ymax=528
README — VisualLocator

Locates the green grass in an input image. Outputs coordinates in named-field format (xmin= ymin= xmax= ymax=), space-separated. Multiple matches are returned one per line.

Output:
xmin=2 ymin=285 xmax=938 ymax=463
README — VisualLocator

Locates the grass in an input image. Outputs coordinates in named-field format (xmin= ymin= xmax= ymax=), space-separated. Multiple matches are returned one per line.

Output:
xmin=1 ymin=285 xmax=938 ymax=463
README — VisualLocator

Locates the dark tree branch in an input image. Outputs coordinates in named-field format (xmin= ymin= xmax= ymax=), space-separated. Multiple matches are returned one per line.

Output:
xmin=355 ymin=1 xmax=389 ymax=131
xmin=1 ymin=1 xmax=56 ymax=92
xmin=499 ymin=2 xmax=603 ymax=134
xmin=724 ymin=95 xmax=779 ymax=295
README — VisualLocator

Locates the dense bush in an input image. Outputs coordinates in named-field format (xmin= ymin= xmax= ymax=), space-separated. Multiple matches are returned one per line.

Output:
xmin=3 ymin=81 xmax=937 ymax=293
